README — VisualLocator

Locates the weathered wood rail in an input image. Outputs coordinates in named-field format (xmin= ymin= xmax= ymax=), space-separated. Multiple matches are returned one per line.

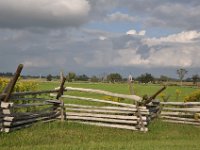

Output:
xmin=51 ymin=86 xmax=149 ymax=132
xmin=0 ymin=64 xmax=65 ymax=133
xmin=159 ymin=102 xmax=200 ymax=125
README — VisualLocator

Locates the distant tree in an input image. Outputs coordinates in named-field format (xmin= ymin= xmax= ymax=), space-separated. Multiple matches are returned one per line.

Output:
xmin=76 ymin=74 xmax=89 ymax=81
xmin=67 ymin=72 xmax=76 ymax=82
xmin=0 ymin=72 xmax=13 ymax=77
xmin=192 ymin=74 xmax=199 ymax=85
xmin=137 ymin=73 xmax=155 ymax=83
xmin=159 ymin=75 xmax=169 ymax=82
xmin=185 ymin=77 xmax=192 ymax=82
xmin=46 ymin=74 xmax=52 ymax=81
xmin=107 ymin=73 xmax=122 ymax=83
xmin=176 ymin=68 xmax=188 ymax=86
xmin=90 ymin=76 xmax=99 ymax=82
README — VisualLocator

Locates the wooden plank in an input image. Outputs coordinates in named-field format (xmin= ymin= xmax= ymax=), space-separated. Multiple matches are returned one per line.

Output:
xmin=60 ymin=87 xmax=142 ymax=102
xmin=162 ymin=119 xmax=200 ymax=126
xmin=56 ymin=72 xmax=66 ymax=99
xmin=1 ymin=102 xmax=14 ymax=108
xmin=46 ymin=100 xmax=61 ymax=104
xmin=65 ymin=112 xmax=147 ymax=120
xmin=2 ymin=105 xmax=56 ymax=116
xmin=12 ymin=103 xmax=52 ymax=108
xmin=72 ymin=121 xmax=148 ymax=131
xmin=0 ymin=89 xmax=61 ymax=99
xmin=136 ymin=102 xmax=146 ymax=131
xmin=163 ymin=107 xmax=200 ymax=112
xmin=4 ymin=111 xmax=57 ymax=122
xmin=10 ymin=98 xmax=47 ymax=102
xmin=66 ymin=116 xmax=147 ymax=125
xmin=160 ymin=111 xmax=194 ymax=117
xmin=143 ymin=86 xmax=166 ymax=105
xmin=66 ymin=108 xmax=135 ymax=114
xmin=64 ymin=104 xmax=148 ymax=112
xmin=57 ymin=94 xmax=137 ymax=108
xmin=160 ymin=102 xmax=200 ymax=106
xmin=160 ymin=116 xmax=200 ymax=122
xmin=3 ymin=64 xmax=23 ymax=102
xmin=3 ymin=112 xmax=60 ymax=127
xmin=65 ymin=104 xmax=137 ymax=111
xmin=2 ymin=123 xmax=32 ymax=133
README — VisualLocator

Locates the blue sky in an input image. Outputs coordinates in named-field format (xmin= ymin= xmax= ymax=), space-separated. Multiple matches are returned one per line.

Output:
xmin=0 ymin=0 xmax=200 ymax=78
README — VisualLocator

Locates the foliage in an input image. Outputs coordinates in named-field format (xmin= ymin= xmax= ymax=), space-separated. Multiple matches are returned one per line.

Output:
xmin=191 ymin=74 xmax=199 ymax=85
xmin=176 ymin=68 xmax=188 ymax=86
xmin=0 ymin=72 xmax=13 ymax=77
xmin=184 ymin=90 xmax=200 ymax=102
xmin=90 ymin=76 xmax=99 ymax=82
xmin=136 ymin=73 xmax=155 ymax=83
xmin=67 ymin=72 xmax=76 ymax=82
xmin=175 ymin=89 xmax=181 ymax=101
xmin=46 ymin=74 xmax=52 ymax=81
xmin=159 ymin=75 xmax=169 ymax=82
xmin=0 ymin=77 xmax=37 ymax=93
xmin=107 ymin=73 xmax=122 ymax=83
xmin=76 ymin=74 xmax=89 ymax=81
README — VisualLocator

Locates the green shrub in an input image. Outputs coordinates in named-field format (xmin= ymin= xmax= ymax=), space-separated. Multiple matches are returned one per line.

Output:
xmin=184 ymin=90 xmax=200 ymax=102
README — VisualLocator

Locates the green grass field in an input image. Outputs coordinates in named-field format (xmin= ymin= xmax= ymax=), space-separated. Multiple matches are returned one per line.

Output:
xmin=1 ymin=81 xmax=200 ymax=150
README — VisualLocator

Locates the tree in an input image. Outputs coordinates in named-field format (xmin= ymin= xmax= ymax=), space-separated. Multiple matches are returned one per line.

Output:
xmin=90 ymin=76 xmax=99 ymax=82
xmin=46 ymin=74 xmax=52 ymax=81
xmin=136 ymin=73 xmax=155 ymax=83
xmin=192 ymin=74 xmax=199 ymax=85
xmin=107 ymin=73 xmax=122 ymax=83
xmin=176 ymin=68 xmax=188 ymax=86
xmin=67 ymin=72 xmax=76 ymax=82
xmin=76 ymin=74 xmax=89 ymax=81
xmin=159 ymin=75 xmax=169 ymax=82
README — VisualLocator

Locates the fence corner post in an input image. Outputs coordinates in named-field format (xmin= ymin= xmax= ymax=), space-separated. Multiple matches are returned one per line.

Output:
xmin=56 ymin=72 xmax=66 ymax=122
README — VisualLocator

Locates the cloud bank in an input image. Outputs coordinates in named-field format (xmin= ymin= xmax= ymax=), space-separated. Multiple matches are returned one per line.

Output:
xmin=0 ymin=0 xmax=90 ymax=28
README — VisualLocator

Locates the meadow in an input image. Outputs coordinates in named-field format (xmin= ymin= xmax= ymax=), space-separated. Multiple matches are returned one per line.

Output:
xmin=0 ymin=80 xmax=200 ymax=150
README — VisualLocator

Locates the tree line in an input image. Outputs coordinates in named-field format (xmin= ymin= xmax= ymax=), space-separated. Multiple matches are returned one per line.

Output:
xmin=1 ymin=68 xmax=199 ymax=85
xmin=46 ymin=69 xmax=199 ymax=85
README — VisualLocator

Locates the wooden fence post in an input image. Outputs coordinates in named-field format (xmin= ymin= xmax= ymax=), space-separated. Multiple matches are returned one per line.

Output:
xmin=2 ymin=64 xmax=23 ymax=102
xmin=127 ymin=75 xmax=135 ymax=105
xmin=142 ymin=86 xmax=166 ymax=105
xmin=127 ymin=79 xmax=146 ymax=132
xmin=56 ymin=72 xmax=66 ymax=121
xmin=0 ymin=64 xmax=23 ymax=132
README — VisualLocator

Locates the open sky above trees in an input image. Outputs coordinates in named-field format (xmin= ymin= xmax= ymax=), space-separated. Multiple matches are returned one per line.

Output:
xmin=0 ymin=0 xmax=200 ymax=77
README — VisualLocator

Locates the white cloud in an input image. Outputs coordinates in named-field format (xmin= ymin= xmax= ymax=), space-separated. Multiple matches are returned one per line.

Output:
xmin=144 ymin=30 xmax=200 ymax=46
xmin=105 ymin=12 xmax=136 ymax=23
xmin=99 ymin=36 xmax=107 ymax=40
xmin=0 ymin=0 xmax=90 ymax=28
xmin=138 ymin=30 xmax=146 ymax=36
xmin=126 ymin=29 xmax=146 ymax=36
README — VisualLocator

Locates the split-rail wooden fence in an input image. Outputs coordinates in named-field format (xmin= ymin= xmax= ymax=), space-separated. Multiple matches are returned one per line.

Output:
xmin=159 ymin=101 xmax=200 ymax=125
xmin=0 ymin=64 xmax=65 ymax=132
xmin=51 ymin=86 xmax=149 ymax=132
xmin=1 ymin=64 xmax=200 ymax=133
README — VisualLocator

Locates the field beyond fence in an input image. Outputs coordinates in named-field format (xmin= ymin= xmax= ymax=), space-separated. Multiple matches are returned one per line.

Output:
xmin=1 ymin=67 xmax=200 ymax=149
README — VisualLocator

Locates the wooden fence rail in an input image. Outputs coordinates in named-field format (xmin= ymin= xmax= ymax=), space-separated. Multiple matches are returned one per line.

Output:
xmin=51 ymin=90 xmax=149 ymax=132
xmin=0 ymin=65 xmax=66 ymax=133
xmin=159 ymin=102 xmax=200 ymax=126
